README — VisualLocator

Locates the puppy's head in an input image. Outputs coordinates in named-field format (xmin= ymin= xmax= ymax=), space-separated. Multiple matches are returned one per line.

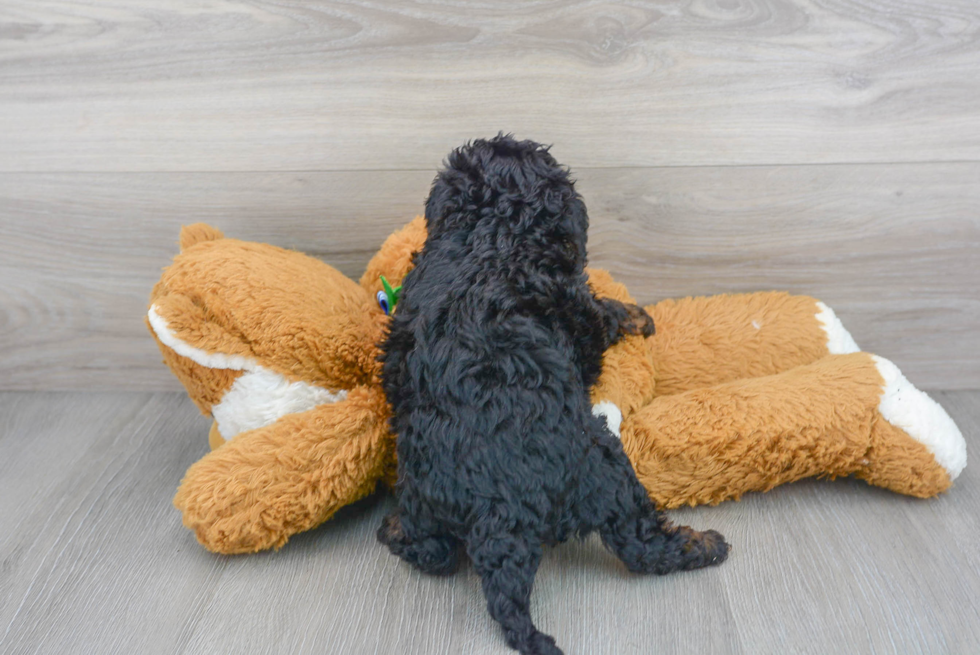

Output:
xmin=425 ymin=134 xmax=588 ymax=271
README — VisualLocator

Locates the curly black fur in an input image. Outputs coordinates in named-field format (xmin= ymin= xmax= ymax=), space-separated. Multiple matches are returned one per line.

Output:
xmin=378 ymin=135 xmax=728 ymax=655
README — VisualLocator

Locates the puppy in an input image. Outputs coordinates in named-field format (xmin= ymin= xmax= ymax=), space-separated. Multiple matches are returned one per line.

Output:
xmin=378 ymin=135 xmax=728 ymax=655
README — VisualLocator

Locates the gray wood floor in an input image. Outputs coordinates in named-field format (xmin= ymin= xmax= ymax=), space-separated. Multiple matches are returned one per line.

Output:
xmin=2 ymin=1 xmax=979 ymax=653
xmin=1 ymin=390 xmax=978 ymax=655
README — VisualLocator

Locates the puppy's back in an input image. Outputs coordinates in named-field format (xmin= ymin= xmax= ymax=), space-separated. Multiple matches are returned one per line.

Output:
xmin=382 ymin=135 xmax=601 ymax=518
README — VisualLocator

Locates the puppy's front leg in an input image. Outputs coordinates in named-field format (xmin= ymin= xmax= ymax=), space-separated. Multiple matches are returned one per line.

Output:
xmin=600 ymin=298 xmax=656 ymax=341
xmin=596 ymin=297 xmax=656 ymax=345
xmin=561 ymin=285 xmax=655 ymax=389
xmin=564 ymin=284 xmax=654 ymax=348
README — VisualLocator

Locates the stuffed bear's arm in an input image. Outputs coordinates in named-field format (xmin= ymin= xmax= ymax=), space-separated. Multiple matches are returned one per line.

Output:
xmin=585 ymin=282 xmax=859 ymax=427
xmin=621 ymin=352 xmax=966 ymax=508
xmin=645 ymin=292 xmax=859 ymax=397
xmin=355 ymin=224 xmax=854 ymax=406
xmin=173 ymin=385 xmax=392 ymax=554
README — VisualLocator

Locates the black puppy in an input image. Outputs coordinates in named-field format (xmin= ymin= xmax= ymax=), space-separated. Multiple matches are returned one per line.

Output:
xmin=379 ymin=135 xmax=728 ymax=655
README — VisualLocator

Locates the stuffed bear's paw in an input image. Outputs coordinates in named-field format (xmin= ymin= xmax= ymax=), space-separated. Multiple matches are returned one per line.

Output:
xmin=175 ymin=486 xmax=288 ymax=554
xmin=872 ymin=355 xmax=966 ymax=482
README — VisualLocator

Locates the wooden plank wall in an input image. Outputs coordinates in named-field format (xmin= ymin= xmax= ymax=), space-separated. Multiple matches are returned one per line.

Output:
xmin=1 ymin=0 xmax=978 ymax=391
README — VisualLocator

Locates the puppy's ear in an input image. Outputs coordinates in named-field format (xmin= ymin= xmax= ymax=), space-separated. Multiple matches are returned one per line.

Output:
xmin=423 ymin=170 xmax=465 ymax=236
xmin=558 ymin=197 xmax=589 ymax=269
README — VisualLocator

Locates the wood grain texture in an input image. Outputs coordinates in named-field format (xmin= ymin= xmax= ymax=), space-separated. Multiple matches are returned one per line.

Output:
xmin=1 ymin=390 xmax=978 ymax=654
xmin=1 ymin=164 xmax=977 ymax=391
xmin=578 ymin=164 xmax=980 ymax=389
xmin=1 ymin=0 xmax=979 ymax=172
xmin=0 ymin=169 xmax=434 ymax=392
xmin=0 ymin=392 xmax=226 ymax=655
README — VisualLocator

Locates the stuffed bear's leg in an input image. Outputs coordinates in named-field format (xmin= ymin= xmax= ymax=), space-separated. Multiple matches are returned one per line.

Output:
xmin=644 ymin=292 xmax=858 ymax=397
xmin=173 ymin=386 xmax=392 ymax=554
xmin=621 ymin=352 xmax=966 ymax=508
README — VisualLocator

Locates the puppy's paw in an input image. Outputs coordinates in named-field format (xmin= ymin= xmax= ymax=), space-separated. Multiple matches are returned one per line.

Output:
xmin=377 ymin=511 xmax=406 ymax=547
xmin=513 ymin=630 xmax=563 ymax=655
xmin=699 ymin=529 xmax=730 ymax=565
xmin=679 ymin=527 xmax=730 ymax=569
xmin=377 ymin=512 xmax=461 ymax=576
xmin=622 ymin=303 xmax=655 ymax=338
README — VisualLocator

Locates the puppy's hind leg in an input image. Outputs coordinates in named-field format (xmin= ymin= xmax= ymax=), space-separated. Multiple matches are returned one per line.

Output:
xmin=586 ymin=434 xmax=729 ymax=574
xmin=377 ymin=511 xmax=461 ymax=576
xmin=466 ymin=522 xmax=561 ymax=655
xmin=602 ymin=504 xmax=729 ymax=575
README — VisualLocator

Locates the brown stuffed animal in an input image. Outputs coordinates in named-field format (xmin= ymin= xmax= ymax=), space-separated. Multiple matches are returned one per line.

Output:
xmin=147 ymin=219 xmax=966 ymax=554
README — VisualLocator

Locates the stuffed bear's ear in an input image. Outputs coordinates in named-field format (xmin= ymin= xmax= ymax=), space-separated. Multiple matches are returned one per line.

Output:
xmin=359 ymin=216 xmax=427 ymax=295
xmin=180 ymin=223 xmax=224 ymax=251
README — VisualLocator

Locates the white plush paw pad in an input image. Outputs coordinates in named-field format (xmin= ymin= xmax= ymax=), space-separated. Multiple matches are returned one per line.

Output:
xmin=874 ymin=355 xmax=967 ymax=480
xmin=592 ymin=401 xmax=623 ymax=438
xmin=815 ymin=301 xmax=860 ymax=354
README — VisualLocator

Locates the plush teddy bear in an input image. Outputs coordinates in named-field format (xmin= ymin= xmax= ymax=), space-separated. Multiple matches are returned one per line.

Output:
xmin=147 ymin=219 xmax=966 ymax=554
